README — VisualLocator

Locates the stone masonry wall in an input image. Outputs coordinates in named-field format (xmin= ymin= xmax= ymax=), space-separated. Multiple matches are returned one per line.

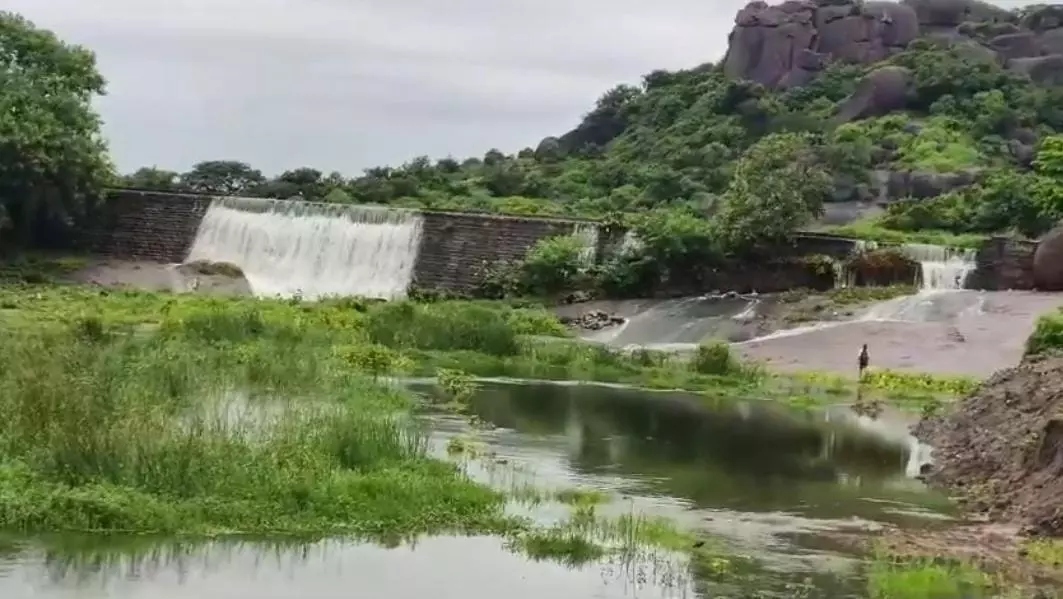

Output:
xmin=412 ymin=211 xmax=583 ymax=292
xmin=85 ymin=190 xmax=1028 ymax=293
xmin=969 ymin=236 xmax=1038 ymax=290
xmin=87 ymin=190 xmax=211 ymax=262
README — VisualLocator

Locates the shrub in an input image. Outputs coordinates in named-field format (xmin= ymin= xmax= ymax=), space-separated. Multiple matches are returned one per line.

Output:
xmin=364 ymin=301 xmax=520 ymax=355
xmin=690 ymin=341 xmax=740 ymax=376
xmin=1026 ymin=311 xmax=1063 ymax=357
xmin=519 ymin=235 xmax=588 ymax=296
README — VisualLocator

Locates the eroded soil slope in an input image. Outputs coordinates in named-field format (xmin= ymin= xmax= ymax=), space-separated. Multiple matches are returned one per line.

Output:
xmin=915 ymin=354 xmax=1063 ymax=535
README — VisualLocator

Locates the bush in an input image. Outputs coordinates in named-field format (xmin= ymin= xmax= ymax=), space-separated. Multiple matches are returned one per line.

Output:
xmin=364 ymin=301 xmax=520 ymax=355
xmin=844 ymin=248 xmax=920 ymax=287
xmin=1026 ymin=312 xmax=1063 ymax=357
xmin=690 ymin=341 xmax=740 ymax=376
xmin=519 ymin=235 xmax=589 ymax=296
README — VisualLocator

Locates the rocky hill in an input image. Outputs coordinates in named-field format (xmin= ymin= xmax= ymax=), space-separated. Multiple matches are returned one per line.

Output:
xmin=724 ymin=0 xmax=1063 ymax=91
xmin=121 ymin=1 xmax=1063 ymax=250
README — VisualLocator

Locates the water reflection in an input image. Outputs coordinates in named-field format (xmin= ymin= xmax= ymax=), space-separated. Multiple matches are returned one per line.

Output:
xmin=0 ymin=535 xmax=694 ymax=599
xmin=417 ymin=381 xmax=953 ymax=526
xmin=0 ymin=381 xmax=954 ymax=599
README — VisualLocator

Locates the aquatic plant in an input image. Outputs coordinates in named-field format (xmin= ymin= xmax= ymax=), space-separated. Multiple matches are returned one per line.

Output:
xmin=0 ymin=326 xmax=512 ymax=537
xmin=437 ymin=368 xmax=479 ymax=403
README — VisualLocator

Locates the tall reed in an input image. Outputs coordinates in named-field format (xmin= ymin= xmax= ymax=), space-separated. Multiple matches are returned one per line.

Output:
xmin=0 ymin=324 xmax=506 ymax=537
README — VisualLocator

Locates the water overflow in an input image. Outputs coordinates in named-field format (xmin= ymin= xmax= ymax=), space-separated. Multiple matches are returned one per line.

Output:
xmin=185 ymin=196 xmax=423 ymax=300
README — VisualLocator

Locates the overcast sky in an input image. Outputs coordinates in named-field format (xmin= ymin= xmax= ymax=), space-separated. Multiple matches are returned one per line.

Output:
xmin=8 ymin=1 xmax=1029 ymax=177
xmin=6 ymin=0 xmax=747 ymax=176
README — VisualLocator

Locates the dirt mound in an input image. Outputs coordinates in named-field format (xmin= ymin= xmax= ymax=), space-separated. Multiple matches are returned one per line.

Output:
xmin=914 ymin=353 xmax=1063 ymax=535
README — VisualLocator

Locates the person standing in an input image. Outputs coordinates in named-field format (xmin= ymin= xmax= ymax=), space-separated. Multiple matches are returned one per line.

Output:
xmin=858 ymin=344 xmax=870 ymax=378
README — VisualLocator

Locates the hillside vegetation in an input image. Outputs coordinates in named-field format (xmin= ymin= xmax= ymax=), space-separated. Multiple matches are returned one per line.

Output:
xmin=115 ymin=13 xmax=1063 ymax=247
xmin=7 ymin=3 xmax=1063 ymax=257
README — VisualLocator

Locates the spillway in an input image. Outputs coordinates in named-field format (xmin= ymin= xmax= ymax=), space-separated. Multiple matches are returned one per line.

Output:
xmin=898 ymin=243 xmax=976 ymax=292
xmin=185 ymin=196 xmax=423 ymax=300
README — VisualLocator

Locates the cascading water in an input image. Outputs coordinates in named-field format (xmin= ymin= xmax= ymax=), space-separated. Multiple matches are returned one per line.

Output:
xmin=859 ymin=243 xmax=980 ymax=322
xmin=571 ymin=223 xmax=600 ymax=267
xmin=898 ymin=243 xmax=976 ymax=291
xmin=185 ymin=196 xmax=423 ymax=300
xmin=619 ymin=230 xmax=643 ymax=255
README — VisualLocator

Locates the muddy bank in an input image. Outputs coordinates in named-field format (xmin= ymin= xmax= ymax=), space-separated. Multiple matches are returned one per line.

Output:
xmin=915 ymin=354 xmax=1063 ymax=536
xmin=63 ymin=259 xmax=251 ymax=296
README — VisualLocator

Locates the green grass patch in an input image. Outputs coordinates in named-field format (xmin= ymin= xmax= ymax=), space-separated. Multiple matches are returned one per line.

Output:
xmin=1026 ymin=309 xmax=1063 ymax=358
xmin=821 ymin=220 xmax=987 ymax=249
xmin=0 ymin=324 xmax=518 ymax=538
xmin=867 ymin=554 xmax=995 ymax=598
xmin=1023 ymin=538 xmax=1063 ymax=568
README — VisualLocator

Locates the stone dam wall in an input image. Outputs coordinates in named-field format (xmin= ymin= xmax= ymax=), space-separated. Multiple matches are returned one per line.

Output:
xmin=83 ymin=190 xmax=1035 ymax=293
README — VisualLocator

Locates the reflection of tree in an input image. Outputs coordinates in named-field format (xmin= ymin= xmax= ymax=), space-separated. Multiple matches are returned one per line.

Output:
xmin=465 ymin=383 xmax=924 ymax=516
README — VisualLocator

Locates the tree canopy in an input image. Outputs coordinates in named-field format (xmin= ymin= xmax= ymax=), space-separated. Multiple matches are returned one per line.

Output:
xmin=9 ymin=4 xmax=1063 ymax=255
xmin=0 ymin=11 xmax=113 ymax=246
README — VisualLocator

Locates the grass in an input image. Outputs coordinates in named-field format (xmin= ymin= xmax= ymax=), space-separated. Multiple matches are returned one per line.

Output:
xmin=0 ymin=325 xmax=516 ymax=538
xmin=0 ymin=282 xmax=972 ymax=412
xmin=1023 ymin=538 xmax=1063 ymax=568
xmin=867 ymin=554 xmax=996 ymax=598
xmin=1026 ymin=308 xmax=1063 ymax=357
xmin=821 ymin=219 xmax=988 ymax=250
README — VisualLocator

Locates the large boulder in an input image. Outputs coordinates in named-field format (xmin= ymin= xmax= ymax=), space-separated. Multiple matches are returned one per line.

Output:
xmin=1034 ymin=225 xmax=1063 ymax=291
xmin=722 ymin=0 xmax=1063 ymax=89
xmin=723 ymin=0 xmax=919 ymax=88
xmin=836 ymin=65 xmax=912 ymax=122
xmin=1007 ymin=54 xmax=1063 ymax=85
xmin=902 ymin=0 xmax=1011 ymax=30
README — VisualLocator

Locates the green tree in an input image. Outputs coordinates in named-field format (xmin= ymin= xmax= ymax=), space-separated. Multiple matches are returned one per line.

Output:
xmin=0 ymin=11 xmax=113 ymax=245
xmin=121 ymin=166 xmax=182 ymax=191
xmin=716 ymin=133 xmax=831 ymax=248
xmin=1032 ymin=135 xmax=1063 ymax=226
xmin=181 ymin=160 xmax=265 ymax=195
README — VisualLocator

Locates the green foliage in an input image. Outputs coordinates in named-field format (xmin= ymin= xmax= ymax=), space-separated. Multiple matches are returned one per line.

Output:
xmin=866 ymin=554 xmax=993 ymax=599
xmin=878 ymin=135 xmax=1063 ymax=239
xmin=0 ymin=12 xmax=113 ymax=246
xmin=518 ymin=234 xmax=589 ymax=296
xmin=1025 ymin=310 xmax=1063 ymax=357
xmin=437 ymin=369 xmax=479 ymax=403
xmin=336 ymin=343 xmax=409 ymax=380
xmin=717 ymin=132 xmax=831 ymax=248
xmin=0 ymin=326 xmax=510 ymax=536
xmin=689 ymin=341 xmax=742 ymax=376
xmin=14 ymin=8 xmax=1063 ymax=259
xmin=363 ymin=301 xmax=523 ymax=356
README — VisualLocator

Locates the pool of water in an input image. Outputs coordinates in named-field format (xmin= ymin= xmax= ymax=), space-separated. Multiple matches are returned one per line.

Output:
xmin=0 ymin=381 xmax=953 ymax=598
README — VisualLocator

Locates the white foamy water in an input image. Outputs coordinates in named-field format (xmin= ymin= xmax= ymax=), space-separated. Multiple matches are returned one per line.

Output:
xmin=571 ymin=223 xmax=600 ymax=267
xmin=185 ymin=197 xmax=423 ymax=300
xmin=899 ymin=243 xmax=976 ymax=291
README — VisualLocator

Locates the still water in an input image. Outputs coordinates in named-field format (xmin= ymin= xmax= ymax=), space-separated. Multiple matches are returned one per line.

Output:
xmin=0 ymin=381 xmax=952 ymax=598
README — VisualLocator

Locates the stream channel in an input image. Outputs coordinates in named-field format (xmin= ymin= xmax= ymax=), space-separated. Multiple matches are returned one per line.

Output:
xmin=0 ymin=379 xmax=953 ymax=598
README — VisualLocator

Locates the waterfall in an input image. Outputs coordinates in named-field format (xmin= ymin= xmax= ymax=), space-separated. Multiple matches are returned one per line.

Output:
xmin=898 ymin=243 xmax=976 ymax=291
xmin=619 ymin=230 xmax=643 ymax=255
xmin=571 ymin=223 xmax=600 ymax=267
xmin=185 ymin=196 xmax=423 ymax=300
